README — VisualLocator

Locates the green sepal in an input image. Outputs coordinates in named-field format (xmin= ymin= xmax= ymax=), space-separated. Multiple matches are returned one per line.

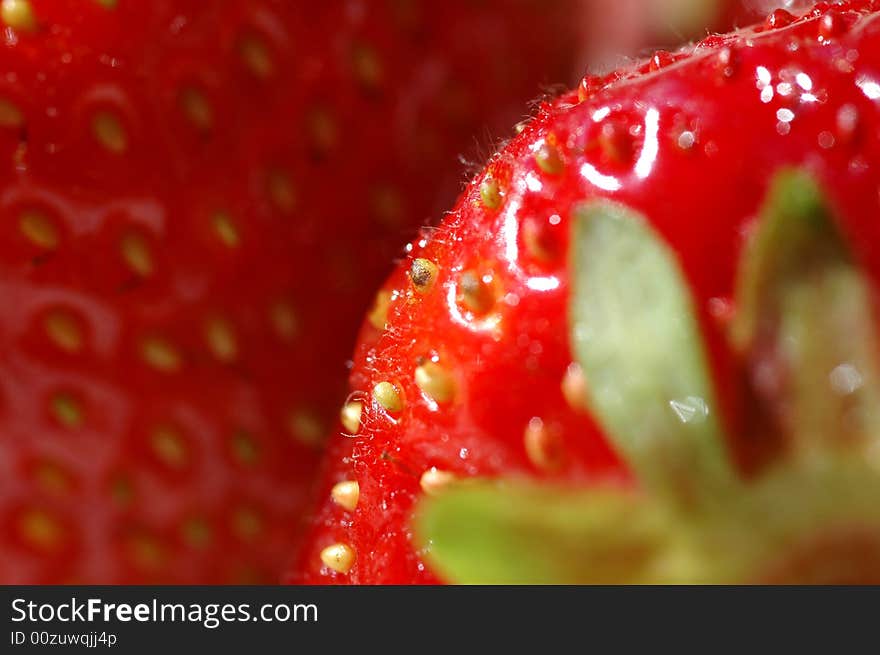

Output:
xmin=414 ymin=479 xmax=707 ymax=585
xmin=569 ymin=200 xmax=735 ymax=501
xmin=705 ymin=458 xmax=880 ymax=583
xmin=415 ymin=460 xmax=880 ymax=585
xmin=731 ymin=170 xmax=880 ymax=458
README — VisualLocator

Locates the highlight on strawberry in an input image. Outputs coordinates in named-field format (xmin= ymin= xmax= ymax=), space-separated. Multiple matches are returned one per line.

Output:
xmin=289 ymin=0 xmax=880 ymax=584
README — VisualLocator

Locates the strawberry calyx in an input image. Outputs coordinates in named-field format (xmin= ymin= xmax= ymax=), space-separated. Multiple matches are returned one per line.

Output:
xmin=732 ymin=170 xmax=880 ymax=461
xmin=415 ymin=169 xmax=880 ymax=584
xmin=416 ymin=458 xmax=880 ymax=584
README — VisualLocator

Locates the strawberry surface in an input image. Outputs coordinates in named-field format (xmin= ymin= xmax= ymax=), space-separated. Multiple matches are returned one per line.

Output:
xmin=0 ymin=0 xmax=593 ymax=583
xmin=289 ymin=0 xmax=880 ymax=584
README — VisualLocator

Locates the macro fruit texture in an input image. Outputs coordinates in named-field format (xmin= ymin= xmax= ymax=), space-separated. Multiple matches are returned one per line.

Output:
xmin=290 ymin=0 xmax=880 ymax=584
xmin=0 ymin=0 xmax=596 ymax=583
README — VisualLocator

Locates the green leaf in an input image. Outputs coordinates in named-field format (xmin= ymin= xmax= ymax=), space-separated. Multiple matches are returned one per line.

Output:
xmin=731 ymin=170 xmax=880 ymax=458
xmin=569 ymin=200 xmax=735 ymax=501
xmin=414 ymin=480 xmax=708 ymax=585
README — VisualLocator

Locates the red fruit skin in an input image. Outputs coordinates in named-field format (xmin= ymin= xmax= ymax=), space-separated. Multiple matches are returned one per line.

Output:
xmin=289 ymin=0 xmax=880 ymax=584
xmin=575 ymin=0 xmax=795 ymax=71
xmin=0 ymin=0 xmax=590 ymax=583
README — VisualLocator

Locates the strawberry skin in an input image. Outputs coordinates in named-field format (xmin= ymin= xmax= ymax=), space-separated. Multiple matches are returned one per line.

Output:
xmin=0 ymin=0 xmax=592 ymax=583
xmin=290 ymin=0 xmax=880 ymax=584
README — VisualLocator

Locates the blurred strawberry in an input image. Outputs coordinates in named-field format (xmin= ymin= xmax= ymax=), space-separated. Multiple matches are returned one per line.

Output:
xmin=0 ymin=0 xmax=594 ymax=583
xmin=577 ymin=0 xmax=808 ymax=70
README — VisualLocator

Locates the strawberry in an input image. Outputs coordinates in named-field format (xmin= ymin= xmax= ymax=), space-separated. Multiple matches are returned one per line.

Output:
xmin=578 ymin=0 xmax=784 ymax=68
xmin=0 ymin=0 xmax=595 ymax=583
xmin=290 ymin=0 xmax=880 ymax=584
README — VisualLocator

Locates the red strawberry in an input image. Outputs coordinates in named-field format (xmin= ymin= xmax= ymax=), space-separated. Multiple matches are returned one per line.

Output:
xmin=577 ymin=0 xmax=786 ymax=68
xmin=0 ymin=0 xmax=596 ymax=583
xmin=289 ymin=0 xmax=880 ymax=584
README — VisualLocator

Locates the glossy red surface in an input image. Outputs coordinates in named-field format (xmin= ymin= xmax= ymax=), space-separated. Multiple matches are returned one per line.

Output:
xmin=290 ymin=0 xmax=880 ymax=584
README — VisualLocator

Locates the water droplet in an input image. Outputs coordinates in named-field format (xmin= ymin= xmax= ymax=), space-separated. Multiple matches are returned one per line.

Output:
xmin=714 ymin=47 xmax=738 ymax=81
xmin=830 ymin=363 xmax=863 ymax=395
xmin=818 ymin=10 xmax=847 ymax=41
xmin=577 ymin=74 xmax=603 ymax=103
xmin=856 ymin=75 xmax=880 ymax=100
xmin=677 ymin=130 xmax=696 ymax=150
xmin=837 ymin=103 xmax=860 ymax=144
xmin=669 ymin=396 xmax=709 ymax=424
xmin=649 ymin=50 xmax=673 ymax=72
xmin=707 ymin=297 xmax=735 ymax=324
xmin=776 ymin=108 xmax=795 ymax=123
xmin=818 ymin=130 xmax=835 ymax=149
xmin=765 ymin=8 xmax=796 ymax=30
xmin=796 ymin=72 xmax=813 ymax=91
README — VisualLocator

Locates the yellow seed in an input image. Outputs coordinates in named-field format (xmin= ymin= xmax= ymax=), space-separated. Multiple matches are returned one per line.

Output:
xmin=19 ymin=509 xmax=63 ymax=550
xmin=151 ymin=426 xmax=187 ymax=468
xmin=410 ymin=258 xmax=438 ymax=294
xmin=120 ymin=232 xmax=154 ymax=277
xmin=330 ymin=480 xmax=360 ymax=512
xmin=414 ymin=361 xmax=456 ymax=404
xmin=521 ymin=218 xmax=557 ymax=263
xmin=230 ymin=565 xmax=269 ymax=585
xmin=458 ymin=270 xmax=495 ymax=315
xmin=308 ymin=108 xmax=338 ymax=155
xmin=270 ymin=300 xmax=299 ymax=341
xmin=288 ymin=410 xmax=325 ymax=447
xmin=92 ymin=111 xmax=128 ymax=154
xmin=205 ymin=317 xmax=237 ymax=363
xmin=141 ymin=337 xmax=181 ymax=372
xmin=212 ymin=211 xmax=239 ymax=248
xmin=182 ymin=518 xmax=212 ymax=549
xmin=110 ymin=476 xmax=133 ymax=506
xmin=352 ymin=44 xmax=383 ymax=89
xmin=179 ymin=86 xmax=212 ymax=132
xmin=127 ymin=533 xmax=165 ymax=571
xmin=370 ymin=185 xmax=403 ymax=228
xmin=230 ymin=430 xmax=260 ymax=465
xmin=1 ymin=0 xmax=37 ymax=31
xmin=0 ymin=97 xmax=23 ymax=128
xmin=479 ymin=177 xmax=503 ymax=209
xmin=44 ymin=310 xmax=83 ymax=353
xmin=367 ymin=290 xmax=392 ymax=330
xmin=268 ymin=169 xmax=296 ymax=214
xmin=524 ymin=417 xmax=564 ymax=471
xmin=535 ymin=142 xmax=564 ymax=175
xmin=561 ymin=362 xmax=589 ymax=412
xmin=96 ymin=0 xmax=117 ymax=8
xmin=420 ymin=467 xmax=456 ymax=496
xmin=239 ymin=35 xmax=274 ymax=79
xmin=232 ymin=507 xmax=263 ymax=541
xmin=373 ymin=381 xmax=403 ymax=413
xmin=19 ymin=210 xmax=59 ymax=250
xmin=320 ymin=543 xmax=356 ymax=574
xmin=51 ymin=393 xmax=82 ymax=428
xmin=33 ymin=461 xmax=70 ymax=494
xmin=340 ymin=400 xmax=362 ymax=434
